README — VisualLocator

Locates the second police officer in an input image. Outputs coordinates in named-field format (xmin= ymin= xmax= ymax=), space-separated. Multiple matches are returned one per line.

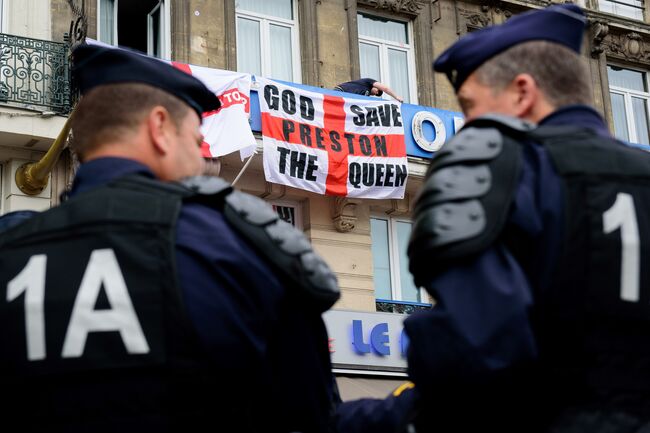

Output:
xmin=407 ymin=4 xmax=650 ymax=433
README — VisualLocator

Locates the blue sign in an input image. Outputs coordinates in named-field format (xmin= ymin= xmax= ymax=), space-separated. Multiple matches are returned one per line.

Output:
xmin=323 ymin=310 xmax=409 ymax=372
xmin=350 ymin=319 xmax=411 ymax=357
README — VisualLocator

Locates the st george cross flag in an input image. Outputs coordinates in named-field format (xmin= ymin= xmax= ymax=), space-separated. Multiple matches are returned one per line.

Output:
xmin=85 ymin=39 xmax=256 ymax=159
xmin=258 ymin=78 xmax=408 ymax=199
xmin=171 ymin=62 xmax=256 ymax=159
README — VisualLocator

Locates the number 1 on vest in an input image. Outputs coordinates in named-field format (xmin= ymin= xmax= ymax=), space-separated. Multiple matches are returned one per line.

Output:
xmin=603 ymin=192 xmax=641 ymax=303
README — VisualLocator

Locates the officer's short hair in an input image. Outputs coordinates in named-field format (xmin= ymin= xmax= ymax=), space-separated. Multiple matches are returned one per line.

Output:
xmin=71 ymin=83 xmax=191 ymax=160
xmin=474 ymin=41 xmax=592 ymax=107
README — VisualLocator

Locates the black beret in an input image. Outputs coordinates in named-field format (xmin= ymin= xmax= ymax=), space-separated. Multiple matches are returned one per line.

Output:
xmin=434 ymin=4 xmax=587 ymax=92
xmin=72 ymin=44 xmax=221 ymax=118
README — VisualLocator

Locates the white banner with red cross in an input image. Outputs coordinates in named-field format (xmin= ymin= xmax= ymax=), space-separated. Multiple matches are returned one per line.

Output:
xmin=258 ymin=78 xmax=408 ymax=198
xmin=85 ymin=40 xmax=256 ymax=159
xmin=171 ymin=62 xmax=256 ymax=159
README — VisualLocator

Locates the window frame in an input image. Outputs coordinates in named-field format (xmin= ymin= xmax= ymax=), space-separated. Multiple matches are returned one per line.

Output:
xmin=147 ymin=1 xmax=171 ymax=59
xmin=0 ymin=0 xmax=5 ymax=33
xmin=370 ymin=214 xmax=423 ymax=303
xmin=598 ymin=0 xmax=645 ymax=21
xmin=608 ymin=64 xmax=650 ymax=145
xmin=96 ymin=0 xmax=171 ymax=59
xmin=235 ymin=0 xmax=301 ymax=83
xmin=269 ymin=199 xmax=303 ymax=230
xmin=357 ymin=12 xmax=418 ymax=104
xmin=96 ymin=0 xmax=118 ymax=45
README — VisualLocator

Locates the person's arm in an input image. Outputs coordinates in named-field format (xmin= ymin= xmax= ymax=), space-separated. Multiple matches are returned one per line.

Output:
xmin=336 ymin=383 xmax=419 ymax=433
xmin=405 ymin=130 xmax=564 ymax=391
xmin=404 ymin=244 xmax=537 ymax=391
xmin=175 ymin=204 xmax=284 ymax=371
xmin=373 ymin=82 xmax=403 ymax=103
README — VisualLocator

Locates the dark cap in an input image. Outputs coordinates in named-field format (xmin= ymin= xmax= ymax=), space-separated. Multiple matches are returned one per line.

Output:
xmin=72 ymin=44 xmax=221 ymax=118
xmin=433 ymin=4 xmax=587 ymax=92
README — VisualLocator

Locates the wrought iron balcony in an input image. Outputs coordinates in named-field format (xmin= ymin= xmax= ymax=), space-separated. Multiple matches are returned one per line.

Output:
xmin=0 ymin=33 xmax=71 ymax=114
xmin=376 ymin=299 xmax=432 ymax=314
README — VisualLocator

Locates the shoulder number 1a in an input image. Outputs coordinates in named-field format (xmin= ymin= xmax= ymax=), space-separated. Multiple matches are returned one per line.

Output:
xmin=6 ymin=249 xmax=150 ymax=361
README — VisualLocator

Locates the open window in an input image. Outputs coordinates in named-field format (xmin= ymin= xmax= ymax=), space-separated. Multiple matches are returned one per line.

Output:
xmin=97 ymin=0 xmax=170 ymax=58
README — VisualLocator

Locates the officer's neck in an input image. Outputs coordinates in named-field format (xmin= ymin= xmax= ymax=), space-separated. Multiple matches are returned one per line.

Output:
xmin=521 ymin=97 xmax=556 ymax=124
xmin=83 ymin=140 xmax=163 ymax=180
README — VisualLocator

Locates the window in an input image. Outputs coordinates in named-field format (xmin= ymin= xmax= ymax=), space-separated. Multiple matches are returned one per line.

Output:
xmin=270 ymin=200 xmax=302 ymax=229
xmin=370 ymin=216 xmax=421 ymax=303
xmin=357 ymin=13 xmax=417 ymax=103
xmin=236 ymin=0 xmax=300 ymax=82
xmin=97 ymin=0 xmax=170 ymax=58
xmin=608 ymin=65 xmax=650 ymax=145
xmin=598 ymin=0 xmax=644 ymax=20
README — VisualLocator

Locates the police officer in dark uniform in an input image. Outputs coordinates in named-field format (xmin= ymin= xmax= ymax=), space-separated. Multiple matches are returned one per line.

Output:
xmin=406 ymin=4 xmax=650 ymax=432
xmin=0 ymin=44 xmax=339 ymax=433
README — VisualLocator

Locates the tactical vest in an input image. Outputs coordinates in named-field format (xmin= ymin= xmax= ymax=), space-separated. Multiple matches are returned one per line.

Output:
xmin=530 ymin=126 xmax=650 ymax=418
xmin=0 ymin=174 xmax=338 ymax=432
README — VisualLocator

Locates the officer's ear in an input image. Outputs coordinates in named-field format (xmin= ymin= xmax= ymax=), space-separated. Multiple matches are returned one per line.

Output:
xmin=147 ymin=106 xmax=175 ymax=155
xmin=509 ymin=73 xmax=541 ymax=121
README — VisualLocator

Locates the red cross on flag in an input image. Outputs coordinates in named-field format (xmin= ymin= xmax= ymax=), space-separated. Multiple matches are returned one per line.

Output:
xmin=172 ymin=62 xmax=256 ymax=159
xmin=259 ymin=78 xmax=408 ymax=199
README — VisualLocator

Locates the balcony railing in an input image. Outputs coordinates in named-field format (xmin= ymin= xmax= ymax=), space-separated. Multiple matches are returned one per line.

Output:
xmin=376 ymin=299 xmax=432 ymax=314
xmin=0 ymin=33 xmax=71 ymax=114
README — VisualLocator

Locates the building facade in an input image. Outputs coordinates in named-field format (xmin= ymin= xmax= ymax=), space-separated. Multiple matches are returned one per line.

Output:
xmin=2 ymin=0 xmax=650 ymax=392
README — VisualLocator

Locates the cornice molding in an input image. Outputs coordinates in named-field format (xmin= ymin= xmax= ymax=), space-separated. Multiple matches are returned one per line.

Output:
xmin=601 ymin=30 xmax=648 ymax=62
xmin=586 ymin=10 xmax=650 ymax=64
xmin=455 ymin=1 xmax=533 ymax=34
xmin=357 ymin=0 xmax=426 ymax=15
xmin=458 ymin=6 xmax=492 ymax=32
xmin=590 ymin=19 xmax=650 ymax=64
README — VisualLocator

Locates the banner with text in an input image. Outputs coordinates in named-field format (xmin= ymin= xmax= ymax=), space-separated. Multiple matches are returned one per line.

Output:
xmin=258 ymin=78 xmax=408 ymax=198
xmin=172 ymin=62 xmax=256 ymax=159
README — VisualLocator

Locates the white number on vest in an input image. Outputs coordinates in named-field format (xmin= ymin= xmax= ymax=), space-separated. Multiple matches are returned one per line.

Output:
xmin=6 ymin=248 xmax=150 ymax=361
xmin=603 ymin=192 xmax=641 ymax=302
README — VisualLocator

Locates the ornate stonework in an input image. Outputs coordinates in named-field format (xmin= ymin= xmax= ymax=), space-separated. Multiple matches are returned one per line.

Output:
xmin=591 ymin=21 xmax=610 ymax=57
xmin=599 ymin=30 xmax=650 ymax=63
xmin=457 ymin=7 xmax=491 ymax=33
xmin=67 ymin=0 xmax=88 ymax=47
xmin=358 ymin=0 xmax=425 ymax=15
xmin=331 ymin=197 xmax=361 ymax=233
